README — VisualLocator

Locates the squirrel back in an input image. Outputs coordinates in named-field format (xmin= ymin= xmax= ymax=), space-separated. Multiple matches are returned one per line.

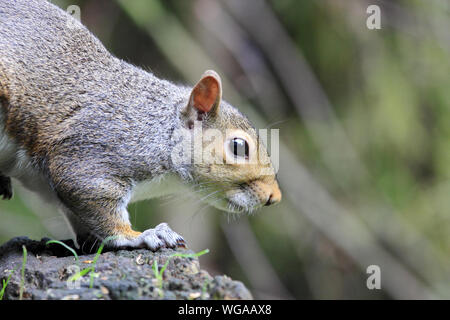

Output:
xmin=0 ymin=0 xmax=184 ymax=181
xmin=0 ymin=0 xmax=281 ymax=249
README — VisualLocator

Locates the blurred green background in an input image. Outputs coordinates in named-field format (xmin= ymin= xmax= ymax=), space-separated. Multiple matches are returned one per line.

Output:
xmin=1 ymin=0 xmax=449 ymax=299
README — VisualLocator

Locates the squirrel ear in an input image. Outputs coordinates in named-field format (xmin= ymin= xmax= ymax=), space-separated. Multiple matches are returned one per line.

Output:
xmin=188 ymin=70 xmax=222 ymax=115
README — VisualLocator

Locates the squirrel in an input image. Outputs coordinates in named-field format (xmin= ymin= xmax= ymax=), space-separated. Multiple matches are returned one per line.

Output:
xmin=0 ymin=0 xmax=281 ymax=250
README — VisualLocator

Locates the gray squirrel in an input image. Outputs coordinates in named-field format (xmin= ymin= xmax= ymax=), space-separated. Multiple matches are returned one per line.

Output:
xmin=0 ymin=0 xmax=281 ymax=250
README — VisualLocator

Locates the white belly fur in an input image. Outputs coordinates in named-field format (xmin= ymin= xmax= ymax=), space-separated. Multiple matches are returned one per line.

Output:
xmin=130 ymin=173 xmax=185 ymax=203
xmin=1 ymin=112 xmax=184 ymax=223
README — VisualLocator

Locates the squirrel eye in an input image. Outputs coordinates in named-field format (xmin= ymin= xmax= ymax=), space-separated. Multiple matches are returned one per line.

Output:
xmin=230 ymin=138 xmax=249 ymax=159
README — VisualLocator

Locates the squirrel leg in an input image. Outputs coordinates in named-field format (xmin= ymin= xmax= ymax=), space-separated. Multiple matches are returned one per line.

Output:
xmin=59 ymin=189 xmax=186 ymax=251
xmin=0 ymin=174 xmax=12 ymax=200
xmin=49 ymin=160 xmax=185 ymax=250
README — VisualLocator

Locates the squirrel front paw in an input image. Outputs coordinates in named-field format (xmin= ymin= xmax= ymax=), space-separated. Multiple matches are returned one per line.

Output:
xmin=115 ymin=223 xmax=186 ymax=251
xmin=0 ymin=175 xmax=12 ymax=200
xmin=139 ymin=223 xmax=186 ymax=250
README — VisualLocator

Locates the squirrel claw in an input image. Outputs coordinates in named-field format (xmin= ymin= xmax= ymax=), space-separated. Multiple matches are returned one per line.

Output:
xmin=139 ymin=222 xmax=186 ymax=251
xmin=176 ymin=239 xmax=187 ymax=248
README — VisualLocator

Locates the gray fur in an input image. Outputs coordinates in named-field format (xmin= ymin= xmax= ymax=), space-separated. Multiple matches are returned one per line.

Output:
xmin=0 ymin=0 xmax=280 ymax=247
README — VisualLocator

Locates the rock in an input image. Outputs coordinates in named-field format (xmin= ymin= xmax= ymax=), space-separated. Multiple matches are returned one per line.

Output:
xmin=0 ymin=237 xmax=252 ymax=300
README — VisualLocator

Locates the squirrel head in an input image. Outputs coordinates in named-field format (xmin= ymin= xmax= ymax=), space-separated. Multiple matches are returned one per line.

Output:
xmin=176 ymin=70 xmax=281 ymax=214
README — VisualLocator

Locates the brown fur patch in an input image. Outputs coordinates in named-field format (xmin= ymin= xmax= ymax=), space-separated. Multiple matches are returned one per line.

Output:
xmin=114 ymin=223 xmax=141 ymax=240
xmin=249 ymin=179 xmax=281 ymax=204
xmin=192 ymin=76 xmax=220 ymax=113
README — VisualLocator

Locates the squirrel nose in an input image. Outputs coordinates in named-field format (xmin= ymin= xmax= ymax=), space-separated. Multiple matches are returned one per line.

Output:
xmin=264 ymin=185 xmax=281 ymax=206
xmin=265 ymin=195 xmax=275 ymax=206
xmin=265 ymin=194 xmax=279 ymax=206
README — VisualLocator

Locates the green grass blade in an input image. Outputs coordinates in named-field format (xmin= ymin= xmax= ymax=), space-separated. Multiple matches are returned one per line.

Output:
xmin=89 ymin=236 xmax=118 ymax=288
xmin=46 ymin=240 xmax=80 ymax=263
xmin=159 ymin=249 xmax=210 ymax=277
xmin=65 ymin=236 xmax=119 ymax=289
xmin=152 ymin=259 xmax=160 ymax=280
xmin=0 ymin=267 xmax=17 ymax=300
xmin=68 ymin=267 xmax=92 ymax=283
xmin=19 ymin=245 xmax=27 ymax=300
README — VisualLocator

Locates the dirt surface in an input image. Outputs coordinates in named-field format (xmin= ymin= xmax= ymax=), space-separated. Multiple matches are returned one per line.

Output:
xmin=0 ymin=237 xmax=252 ymax=300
